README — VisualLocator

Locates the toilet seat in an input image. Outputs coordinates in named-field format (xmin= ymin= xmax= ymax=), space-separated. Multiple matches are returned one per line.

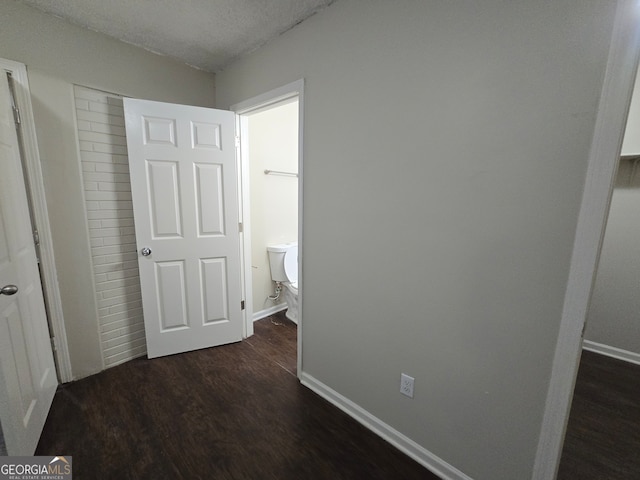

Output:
xmin=283 ymin=245 xmax=298 ymax=284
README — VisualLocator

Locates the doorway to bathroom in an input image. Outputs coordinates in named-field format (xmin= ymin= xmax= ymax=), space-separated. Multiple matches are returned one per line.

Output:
xmin=246 ymin=98 xmax=299 ymax=319
xmin=232 ymin=80 xmax=303 ymax=375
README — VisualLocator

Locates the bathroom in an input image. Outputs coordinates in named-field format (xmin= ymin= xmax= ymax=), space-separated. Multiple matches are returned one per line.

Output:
xmin=247 ymin=97 xmax=299 ymax=323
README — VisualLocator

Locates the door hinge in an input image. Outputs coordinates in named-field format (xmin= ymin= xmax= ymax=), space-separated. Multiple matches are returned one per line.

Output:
xmin=238 ymin=222 xmax=243 ymax=233
xmin=241 ymin=300 xmax=245 ymax=310
xmin=235 ymin=135 xmax=240 ymax=147
xmin=12 ymin=105 xmax=21 ymax=125
xmin=33 ymin=228 xmax=40 ymax=247
xmin=50 ymin=337 xmax=57 ymax=352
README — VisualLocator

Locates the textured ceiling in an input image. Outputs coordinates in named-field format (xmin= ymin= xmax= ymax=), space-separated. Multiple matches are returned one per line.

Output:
xmin=18 ymin=0 xmax=335 ymax=72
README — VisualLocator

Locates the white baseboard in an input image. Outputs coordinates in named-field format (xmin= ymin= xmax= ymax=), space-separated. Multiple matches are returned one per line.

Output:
xmin=253 ymin=303 xmax=287 ymax=322
xmin=582 ymin=340 xmax=640 ymax=366
xmin=300 ymin=372 xmax=473 ymax=480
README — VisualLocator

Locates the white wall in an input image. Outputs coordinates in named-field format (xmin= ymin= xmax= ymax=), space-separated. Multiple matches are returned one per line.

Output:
xmin=248 ymin=100 xmax=298 ymax=315
xmin=74 ymin=86 xmax=146 ymax=368
xmin=216 ymin=1 xmax=617 ymax=478
xmin=622 ymin=65 xmax=640 ymax=155
xmin=585 ymin=158 xmax=640 ymax=357
xmin=0 ymin=1 xmax=215 ymax=379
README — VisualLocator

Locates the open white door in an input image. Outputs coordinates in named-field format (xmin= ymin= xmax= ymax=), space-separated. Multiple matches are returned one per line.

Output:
xmin=0 ymin=72 xmax=57 ymax=454
xmin=124 ymin=99 xmax=243 ymax=358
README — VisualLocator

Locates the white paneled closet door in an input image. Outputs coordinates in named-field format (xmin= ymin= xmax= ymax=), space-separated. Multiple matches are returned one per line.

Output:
xmin=124 ymin=99 xmax=243 ymax=358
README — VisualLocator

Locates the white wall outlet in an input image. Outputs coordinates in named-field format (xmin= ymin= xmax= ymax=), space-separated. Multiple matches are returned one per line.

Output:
xmin=400 ymin=373 xmax=415 ymax=398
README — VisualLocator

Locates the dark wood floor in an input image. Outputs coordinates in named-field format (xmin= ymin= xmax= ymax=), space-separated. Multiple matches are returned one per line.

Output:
xmin=558 ymin=350 xmax=640 ymax=479
xmin=36 ymin=313 xmax=435 ymax=479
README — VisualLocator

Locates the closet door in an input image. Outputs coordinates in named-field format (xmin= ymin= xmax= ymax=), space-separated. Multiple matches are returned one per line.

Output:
xmin=124 ymin=99 xmax=243 ymax=358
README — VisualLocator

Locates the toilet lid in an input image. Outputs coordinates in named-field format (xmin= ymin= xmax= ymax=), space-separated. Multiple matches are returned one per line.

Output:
xmin=283 ymin=245 xmax=298 ymax=283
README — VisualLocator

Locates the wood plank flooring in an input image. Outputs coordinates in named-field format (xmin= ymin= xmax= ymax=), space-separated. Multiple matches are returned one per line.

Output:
xmin=36 ymin=313 xmax=435 ymax=479
xmin=35 ymin=315 xmax=640 ymax=479
xmin=558 ymin=349 xmax=640 ymax=479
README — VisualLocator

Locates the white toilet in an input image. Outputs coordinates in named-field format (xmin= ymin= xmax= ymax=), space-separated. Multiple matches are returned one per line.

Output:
xmin=267 ymin=242 xmax=298 ymax=323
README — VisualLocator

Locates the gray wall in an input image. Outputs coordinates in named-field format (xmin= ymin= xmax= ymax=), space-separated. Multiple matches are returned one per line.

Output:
xmin=585 ymin=66 xmax=640 ymax=358
xmin=585 ymin=157 xmax=640 ymax=356
xmin=0 ymin=1 xmax=215 ymax=379
xmin=216 ymin=1 xmax=616 ymax=478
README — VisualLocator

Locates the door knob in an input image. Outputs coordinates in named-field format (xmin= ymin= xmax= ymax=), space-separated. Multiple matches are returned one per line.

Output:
xmin=141 ymin=247 xmax=152 ymax=256
xmin=1 ymin=285 xmax=18 ymax=296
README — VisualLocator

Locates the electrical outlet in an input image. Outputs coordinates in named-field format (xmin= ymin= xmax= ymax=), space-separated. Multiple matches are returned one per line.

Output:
xmin=400 ymin=373 xmax=415 ymax=398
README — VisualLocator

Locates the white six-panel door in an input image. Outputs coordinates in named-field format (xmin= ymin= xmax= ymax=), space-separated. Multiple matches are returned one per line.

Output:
xmin=0 ymin=72 xmax=57 ymax=454
xmin=124 ymin=99 xmax=243 ymax=358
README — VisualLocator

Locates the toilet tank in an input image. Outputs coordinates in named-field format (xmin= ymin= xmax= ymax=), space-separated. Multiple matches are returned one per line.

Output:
xmin=267 ymin=243 xmax=298 ymax=283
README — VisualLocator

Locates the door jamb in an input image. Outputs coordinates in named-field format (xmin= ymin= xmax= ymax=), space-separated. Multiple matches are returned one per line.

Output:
xmin=0 ymin=58 xmax=72 ymax=383
xmin=231 ymin=79 xmax=304 ymax=377
xmin=533 ymin=2 xmax=640 ymax=477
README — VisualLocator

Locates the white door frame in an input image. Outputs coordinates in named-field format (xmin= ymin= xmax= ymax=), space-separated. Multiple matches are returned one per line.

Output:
xmin=533 ymin=1 xmax=640 ymax=478
xmin=0 ymin=58 xmax=71 ymax=383
xmin=231 ymin=79 xmax=304 ymax=377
